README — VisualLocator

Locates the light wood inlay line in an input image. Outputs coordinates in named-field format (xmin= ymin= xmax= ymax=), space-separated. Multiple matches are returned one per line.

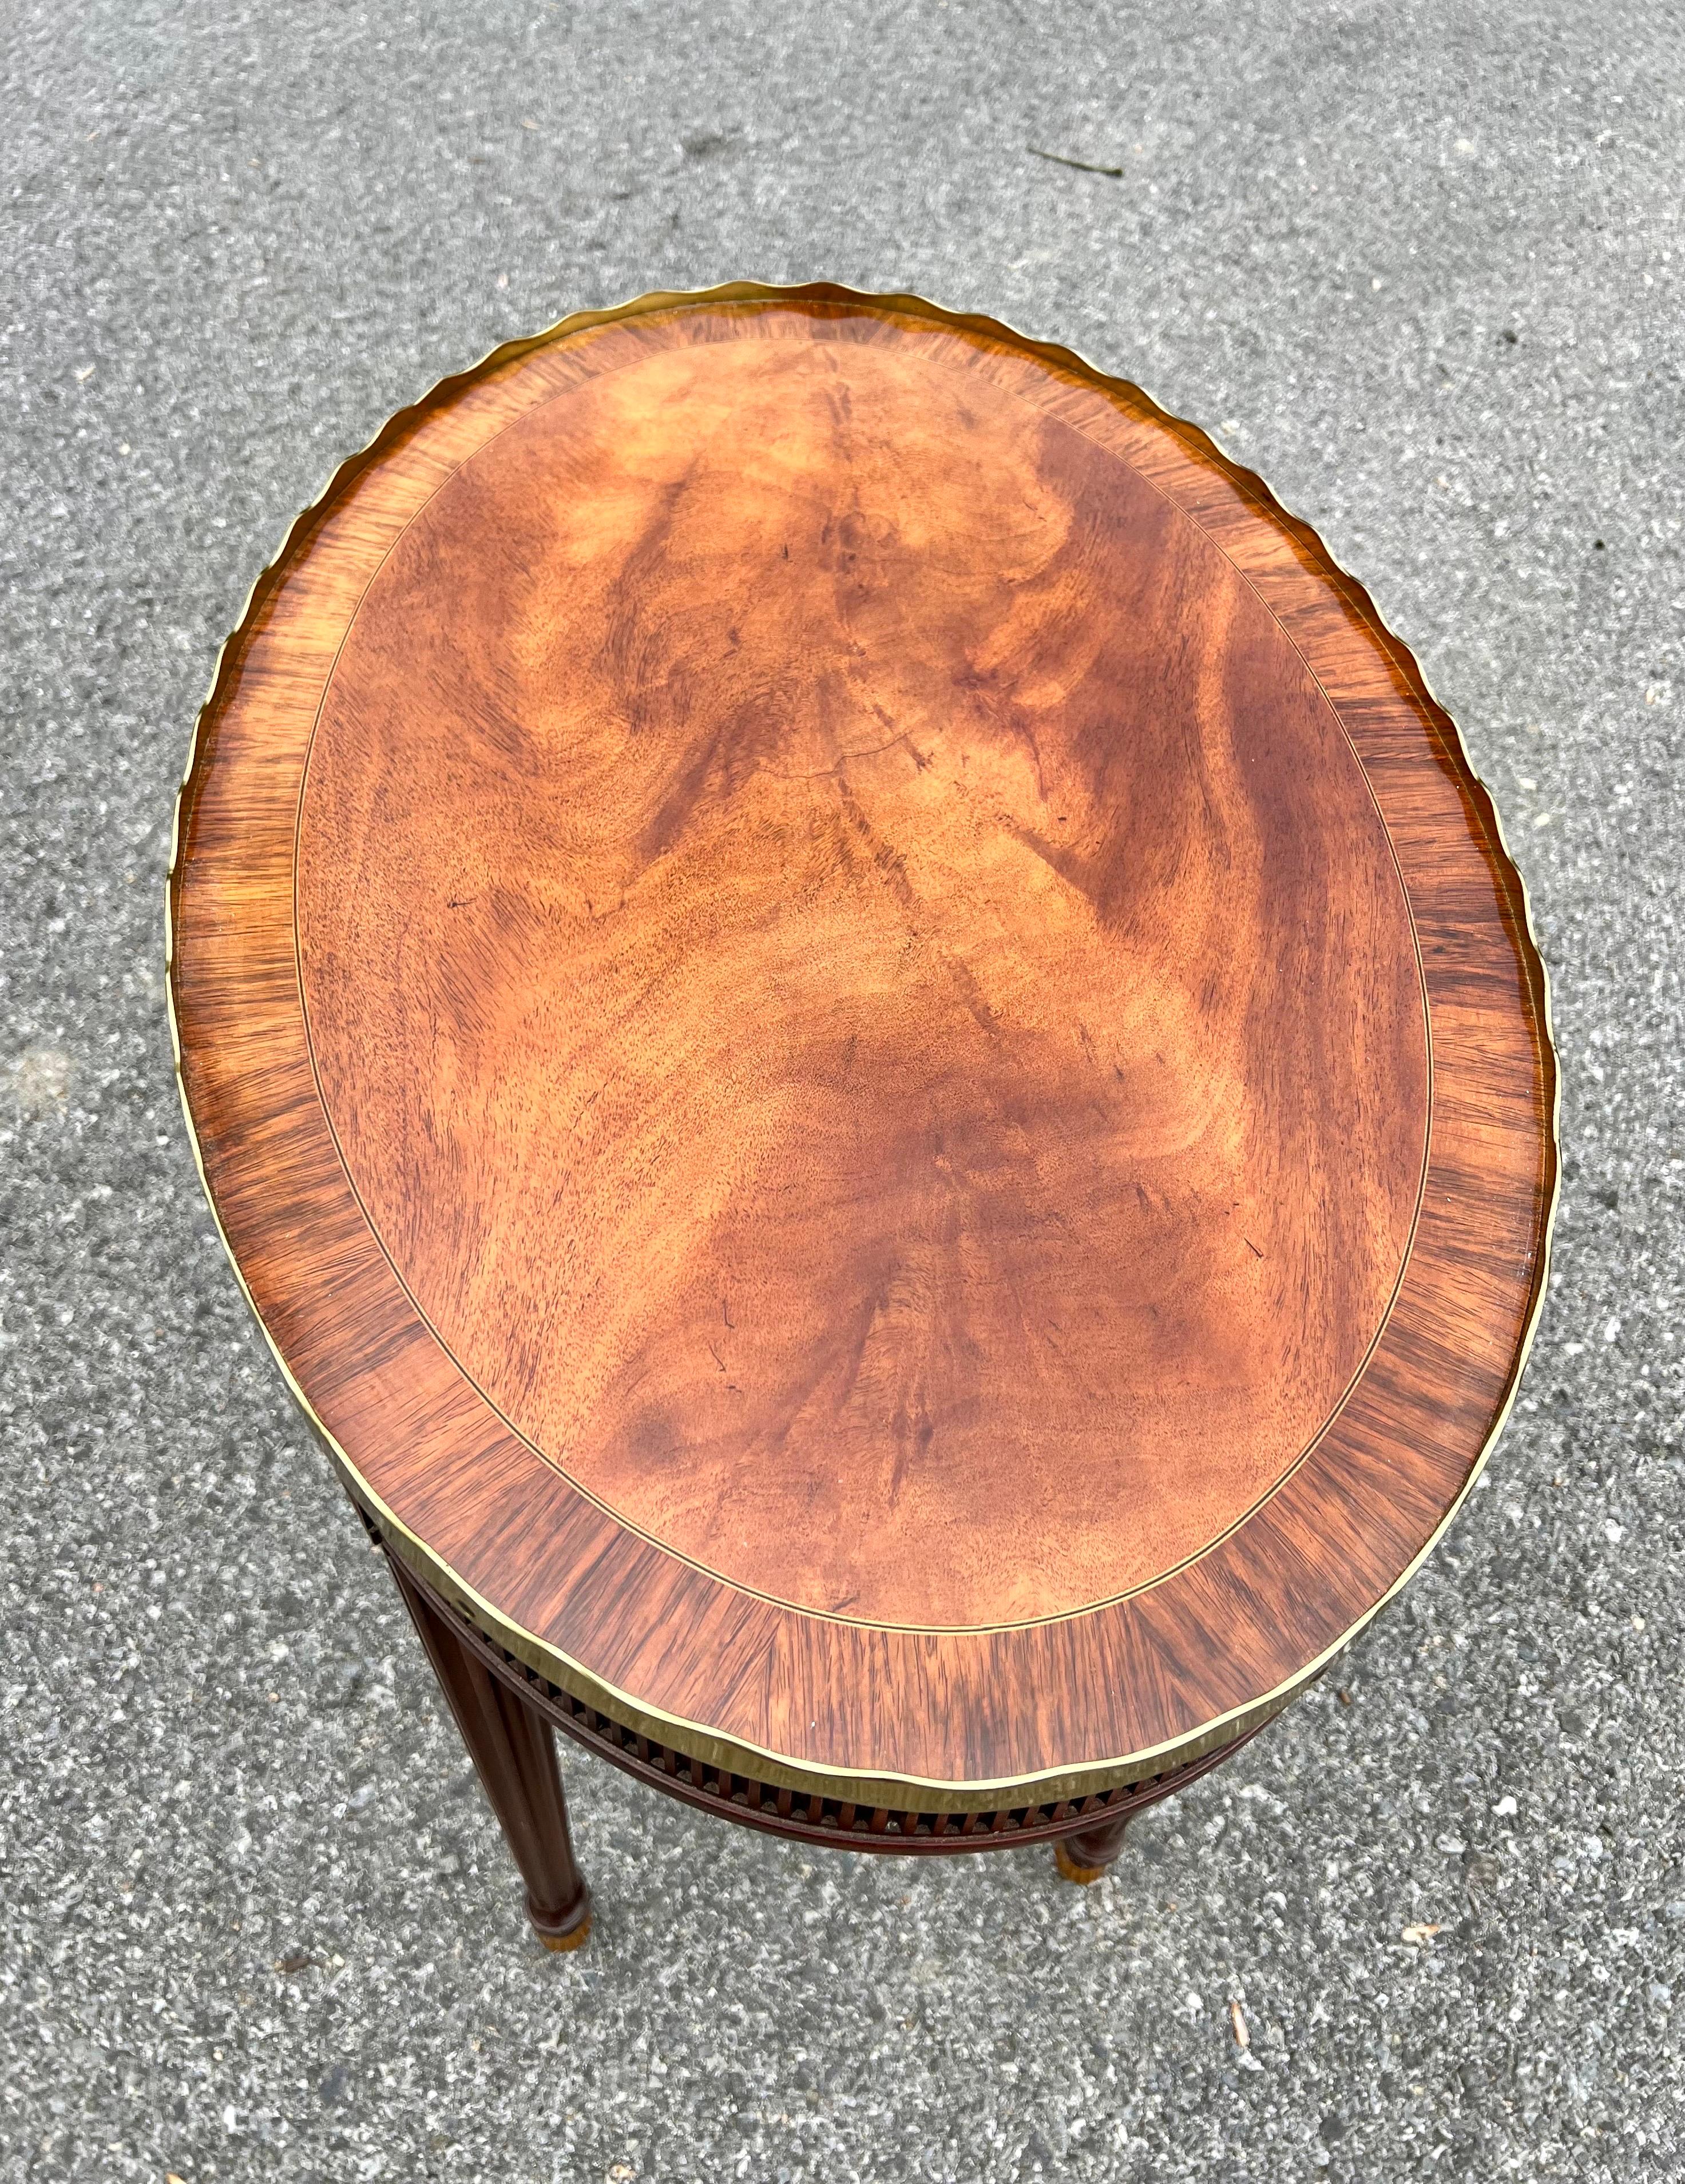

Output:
xmin=169 ymin=283 xmax=1556 ymax=1805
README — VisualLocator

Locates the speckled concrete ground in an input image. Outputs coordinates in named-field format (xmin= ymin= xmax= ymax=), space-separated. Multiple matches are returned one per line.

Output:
xmin=2 ymin=3 xmax=1682 ymax=2179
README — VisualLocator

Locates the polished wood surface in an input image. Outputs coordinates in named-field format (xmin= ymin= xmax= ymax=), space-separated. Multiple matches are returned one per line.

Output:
xmin=390 ymin=1550 xmax=591 ymax=1949
xmin=297 ymin=320 xmax=1425 ymax=1629
xmin=169 ymin=284 xmax=1556 ymax=1804
xmin=387 ymin=1538 xmax=1272 ymax=1856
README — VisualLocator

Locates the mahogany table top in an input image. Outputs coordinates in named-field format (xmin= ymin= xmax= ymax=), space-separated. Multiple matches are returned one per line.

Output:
xmin=168 ymin=283 xmax=1556 ymax=1809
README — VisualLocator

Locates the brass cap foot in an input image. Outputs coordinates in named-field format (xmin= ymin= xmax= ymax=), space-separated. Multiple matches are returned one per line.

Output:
xmin=528 ymin=1889 xmax=592 ymax=1953
xmin=536 ymin=1911 xmax=592 ymax=1953
xmin=1054 ymin=1840 xmax=1111 ymax=1886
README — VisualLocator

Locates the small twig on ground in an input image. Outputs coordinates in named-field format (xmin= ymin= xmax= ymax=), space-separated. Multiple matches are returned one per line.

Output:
xmin=1028 ymin=146 xmax=1125 ymax=178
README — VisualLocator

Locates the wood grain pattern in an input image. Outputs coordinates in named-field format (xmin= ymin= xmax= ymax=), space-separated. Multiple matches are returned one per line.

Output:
xmin=296 ymin=324 xmax=1426 ymax=1630
xmin=169 ymin=283 xmax=1556 ymax=1806
xmin=384 ymin=1530 xmax=1274 ymax=1855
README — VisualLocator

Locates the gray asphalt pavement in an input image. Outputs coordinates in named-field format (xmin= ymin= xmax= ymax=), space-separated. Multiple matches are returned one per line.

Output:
xmin=3 ymin=3 xmax=1683 ymax=2179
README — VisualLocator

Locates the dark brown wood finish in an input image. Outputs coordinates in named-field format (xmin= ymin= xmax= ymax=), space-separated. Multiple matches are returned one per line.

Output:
xmin=390 ymin=1550 xmax=591 ymax=1949
xmin=168 ymin=283 xmax=1556 ymax=1812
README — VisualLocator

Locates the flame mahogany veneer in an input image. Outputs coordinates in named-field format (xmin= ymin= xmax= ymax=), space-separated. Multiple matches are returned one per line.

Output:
xmin=169 ymin=285 xmax=1555 ymax=1876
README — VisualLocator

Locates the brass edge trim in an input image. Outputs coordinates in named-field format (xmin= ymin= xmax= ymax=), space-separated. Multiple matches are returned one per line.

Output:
xmin=166 ymin=277 xmax=1560 ymax=1808
xmin=364 ymin=1471 xmax=1290 ymax=1813
xmin=275 ymin=310 xmax=1437 ymax=1638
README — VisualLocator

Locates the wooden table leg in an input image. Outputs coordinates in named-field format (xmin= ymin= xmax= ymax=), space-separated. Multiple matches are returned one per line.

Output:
xmin=1053 ymin=1806 xmax=1132 ymax=1885
xmin=387 ymin=1554 xmax=592 ymax=1952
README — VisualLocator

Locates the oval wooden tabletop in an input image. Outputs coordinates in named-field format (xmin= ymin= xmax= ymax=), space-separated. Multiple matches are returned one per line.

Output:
xmin=169 ymin=283 xmax=1556 ymax=1806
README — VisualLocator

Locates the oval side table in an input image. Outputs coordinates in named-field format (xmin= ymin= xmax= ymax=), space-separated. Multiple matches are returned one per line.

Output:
xmin=167 ymin=283 xmax=1557 ymax=1952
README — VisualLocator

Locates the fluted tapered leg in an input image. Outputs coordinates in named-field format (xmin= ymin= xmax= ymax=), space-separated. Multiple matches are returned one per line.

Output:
xmin=388 ymin=1554 xmax=592 ymax=1951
